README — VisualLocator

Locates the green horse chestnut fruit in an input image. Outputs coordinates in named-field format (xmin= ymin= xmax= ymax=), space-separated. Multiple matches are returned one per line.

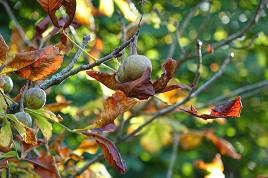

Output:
xmin=24 ymin=88 xmax=46 ymax=109
xmin=14 ymin=111 xmax=32 ymax=127
xmin=118 ymin=54 xmax=152 ymax=83
xmin=2 ymin=76 xmax=13 ymax=94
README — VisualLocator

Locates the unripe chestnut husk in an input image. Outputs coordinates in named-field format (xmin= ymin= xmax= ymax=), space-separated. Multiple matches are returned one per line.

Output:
xmin=118 ymin=54 xmax=152 ymax=83
xmin=14 ymin=111 xmax=32 ymax=127
xmin=24 ymin=88 xmax=46 ymax=110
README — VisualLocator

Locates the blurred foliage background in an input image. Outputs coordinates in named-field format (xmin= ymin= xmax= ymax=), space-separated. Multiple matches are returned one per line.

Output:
xmin=0 ymin=0 xmax=268 ymax=177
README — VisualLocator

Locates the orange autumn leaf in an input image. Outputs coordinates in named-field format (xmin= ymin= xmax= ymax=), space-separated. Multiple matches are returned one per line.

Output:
xmin=37 ymin=0 xmax=76 ymax=28
xmin=206 ymin=44 xmax=214 ymax=54
xmin=81 ymin=132 xmax=126 ymax=174
xmin=205 ymin=133 xmax=241 ymax=159
xmin=195 ymin=154 xmax=224 ymax=178
xmin=95 ymin=91 xmax=137 ymax=128
xmin=24 ymin=155 xmax=61 ymax=178
xmin=14 ymin=46 xmax=63 ymax=81
xmin=9 ymin=28 xmax=25 ymax=55
xmin=75 ymin=0 xmax=96 ymax=27
xmin=74 ymin=138 xmax=98 ymax=155
xmin=179 ymin=132 xmax=204 ymax=150
xmin=0 ymin=33 xmax=9 ymax=66
xmin=89 ymin=37 xmax=103 ymax=60
xmin=180 ymin=96 xmax=242 ymax=120
xmin=99 ymin=0 xmax=114 ymax=17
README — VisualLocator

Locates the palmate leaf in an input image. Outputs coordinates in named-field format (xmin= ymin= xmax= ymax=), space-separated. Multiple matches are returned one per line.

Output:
xmin=0 ymin=117 xmax=12 ymax=152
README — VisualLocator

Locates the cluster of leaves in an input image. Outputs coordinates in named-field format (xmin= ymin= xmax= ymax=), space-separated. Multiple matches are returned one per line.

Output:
xmin=2 ymin=0 xmax=267 ymax=177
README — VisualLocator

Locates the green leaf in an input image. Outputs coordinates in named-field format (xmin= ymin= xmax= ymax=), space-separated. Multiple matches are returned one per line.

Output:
xmin=0 ymin=151 xmax=18 ymax=159
xmin=33 ymin=114 xmax=52 ymax=142
xmin=0 ymin=116 xmax=12 ymax=151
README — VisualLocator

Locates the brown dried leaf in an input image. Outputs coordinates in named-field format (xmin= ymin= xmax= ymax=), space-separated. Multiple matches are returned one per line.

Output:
xmin=180 ymin=96 xmax=242 ymax=120
xmin=0 ymin=33 xmax=9 ymax=66
xmin=14 ymin=46 xmax=63 ymax=81
xmin=86 ymin=68 xmax=155 ymax=100
xmin=9 ymin=28 xmax=25 ymax=54
xmin=81 ymin=132 xmax=126 ymax=174
xmin=24 ymin=155 xmax=61 ymax=178
xmin=153 ymin=58 xmax=178 ymax=93
xmin=15 ymin=135 xmax=44 ymax=159
xmin=56 ymin=33 xmax=74 ymax=54
xmin=205 ymin=133 xmax=241 ymax=159
xmin=61 ymin=0 xmax=77 ymax=28
xmin=43 ymin=100 xmax=72 ymax=112
xmin=95 ymin=91 xmax=137 ymax=128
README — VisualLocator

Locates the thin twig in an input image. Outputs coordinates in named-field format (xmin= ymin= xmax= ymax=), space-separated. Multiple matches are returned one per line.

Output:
xmin=166 ymin=132 xmax=180 ymax=178
xmin=0 ymin=0 xmax=32 ymax=46
xmin=117 ymin=10 xmax=127 ymax=60
xmin=193 ymin=40 xmax=203 ymax=86
xmin=230 ymin=33 xmax=259 ymax=49
xmin=40 ymin=32 xmax=139 ymax=90
xmin=204 ymin=80 xmax=268 ymax=106
xmin=174 ymin=21 xmax=186 ymax=56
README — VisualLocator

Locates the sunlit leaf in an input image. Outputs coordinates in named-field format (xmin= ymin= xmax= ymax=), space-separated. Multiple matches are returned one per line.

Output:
xmin=15 ymin=47 xmax=63 ymax=81
xmin=205 ymin=132 xmax=241 ymax=159
xmin=74 ymin=138 xmax=98 ymax=155
xmin=81 ymin=132 xmax=126 ymax=174
xmin=180 ymin=96 xmax=242 ymax=120
xmin=179 ymin=132 xmax=204 ymax=150
xmin=0 ymin=45 xmax=62 ymax=77
xmin=0 ymin=33 xmax=9 ymax=66
xmin=0 ymin=117 xmax=12 ymax=152
xmin=194 ymin=154 xmax=225 ymax=178
xmin=114 ymin=0 xmax=139 ymax=22
xmin=87 ymin=68 xmax=155 ymax=100
xmin=99 ymin=0 xmax=114 ymax=17
xmin=0 ymin=151 xmax=18 ymax=159
xmin=43 ymin=100 xmax=72 ymax=113
xmin=95 ymin=91 xmax=137 ymax=128
xmin=140 ymin=120 xmax=173 ymax=153
xmin=31 ymin=112 xmax=52 ymax=142
xmin=34 ymin=109 xmax=63 ymax=122
xmin=75 ymin=0 xmax=96 ymax=27
xmin=24 ymin=155 xmax=61 ymax=178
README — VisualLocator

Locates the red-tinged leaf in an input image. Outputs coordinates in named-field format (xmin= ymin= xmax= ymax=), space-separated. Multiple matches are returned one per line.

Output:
xmin=24 ymin=155 xmax=61 ymax=178
xmin=37 ymin=0 xmax=76 ymax=28
xmin=34 ymin=16 xmax=51 ymax=39
xmin=14 ymin=46 xmax=63 ymax=81
xmin=153 ymin=58 xmax=178 ymax=93
xmin=159 ymin=83 xmax=194 ymax=93
xmin=91 ymin=122 xmax=117 ymax=134
xmin=15 ymin=135 xmax=44 ymax=159
xmin=81 ymin=132 xmax=126 ymax=174
xmin=95 ymin=91 xmax=137 ymax=128
xmin=61 ymin=0 xmax=77 ymax=28
xmin=0 ymin=33 xmax=9 ymax=66
xmin=206 ymin=133 xmax=241 ymax=159
xmin=180 ymin=96 xmax=242 ymax=120
xmin=87 ymin=68 xmax=155 ymax=100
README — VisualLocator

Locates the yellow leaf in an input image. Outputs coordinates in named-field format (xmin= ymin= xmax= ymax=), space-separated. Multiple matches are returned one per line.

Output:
xmin=114 ymin=0 xmax=139 ymax=22
xmin=0 ymin=33 xmax=9 ymax=66
xmin=140 ymin=120 xmax=173 ymax=153
xmin=99 ymin=0 xmax=114 ymax=17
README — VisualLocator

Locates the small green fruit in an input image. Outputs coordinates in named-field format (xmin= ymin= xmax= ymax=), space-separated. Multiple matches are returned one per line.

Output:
xmin=14 ymin=111 xmax=32 ymax=127
xmin=118 ymin=54 xmax=152 ymax=83
xmin=24 ymin=88 xmax=46 ymax=109
xmin=2 ymin=76 xmax=13 ymax=94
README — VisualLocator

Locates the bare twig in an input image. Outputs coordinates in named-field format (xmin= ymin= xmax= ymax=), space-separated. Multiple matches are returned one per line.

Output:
xmin=193 ymin=40 xmax=203 ymax=86
xmin=190 ymin=52 xmax=234 ymax=98
xmin=166 ymin=132 xmax=180 ymax=178
xmin=40 ymin=32 xmax=139 ymax=90
xmin=230 ymin=33 xmax=260 ymax=49
xmin=0 ymin=0 xmax=32 ymax=46
xmin=204 ymin=80 xmax=268 ymax=106
xmin=174 ymin=21 xmax=186 ymax=56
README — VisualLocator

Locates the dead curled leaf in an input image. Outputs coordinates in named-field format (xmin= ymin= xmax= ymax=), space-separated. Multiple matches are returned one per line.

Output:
xmin=95 ymin=91 xmax=137 ymax=128
xmin=86 ymin=58 xmax=192 ymax=100
xmin=179 ymin=96 xmax=242 ymax=120
xmin=81 ymin=131 xmax=127 ymax=174
xmin=0 ymin=33 xmax=9 ymax=66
